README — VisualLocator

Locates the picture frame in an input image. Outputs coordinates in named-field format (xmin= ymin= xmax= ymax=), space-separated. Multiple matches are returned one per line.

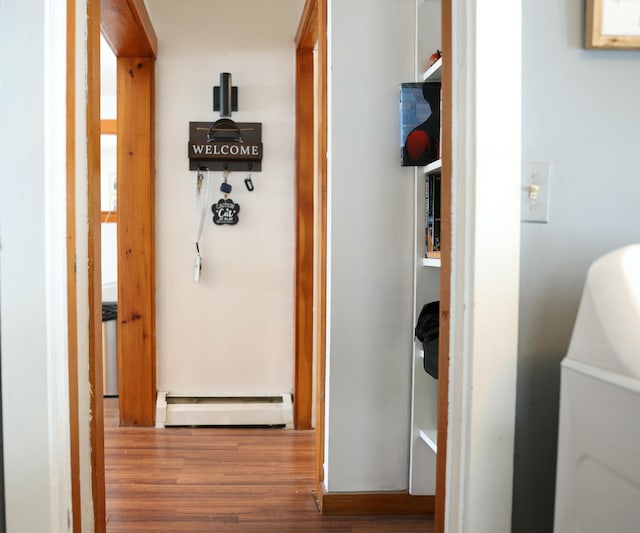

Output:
xmin=585 ymin=0 xmax=640 ymax=49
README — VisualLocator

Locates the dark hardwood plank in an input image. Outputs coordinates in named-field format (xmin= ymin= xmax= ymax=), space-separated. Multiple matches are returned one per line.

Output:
xmin=105 ymin=398 xmax=434 ymax=531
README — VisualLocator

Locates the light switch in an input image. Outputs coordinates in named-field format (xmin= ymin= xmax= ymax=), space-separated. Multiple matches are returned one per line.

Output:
xmin=521 ymin=161 xmax=550 ymax=223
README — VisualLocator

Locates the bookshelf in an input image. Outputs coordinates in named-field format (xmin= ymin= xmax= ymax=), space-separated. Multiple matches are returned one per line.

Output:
xmin=422 ymin=56 xmax=442 ymax=82
xmin=424 ymin=159 xmax=442 ymax=174
xmin=409 ymin=0 xmax=442 ymax=497
xmin=419 ymin=428 xmax=438 ymax=453
xmin=421 ymin=257 xmax=441 ymax=268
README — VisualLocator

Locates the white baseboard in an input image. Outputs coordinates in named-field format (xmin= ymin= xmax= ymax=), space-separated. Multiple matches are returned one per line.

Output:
xmin=155 ymin=392 xmax=293 ymax=428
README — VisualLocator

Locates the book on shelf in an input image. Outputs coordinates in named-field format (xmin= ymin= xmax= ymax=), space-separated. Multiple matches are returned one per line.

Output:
xmin=399 ymin=82 xmax=441 ymax=167
xmin=425 ymin=173 xmax=441 ymax=258
xmin=424 ymin=170 xmax=429 ymax=253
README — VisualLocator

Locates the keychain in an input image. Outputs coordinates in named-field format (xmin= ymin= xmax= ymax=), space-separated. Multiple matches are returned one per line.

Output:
xmin=212 ymin=169 xmax=240 ymax=225
xmin=244 ymin=164 xmax=254 ymax=191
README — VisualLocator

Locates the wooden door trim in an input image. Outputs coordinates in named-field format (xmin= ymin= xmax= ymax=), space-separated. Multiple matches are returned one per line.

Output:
xmin=100 ymin=0 xmax=157 ymax=428
xmin=294 ymin=0 xmax=316 ymax=431
xmin=317 ymin=487 xmax=434 ymax=516
xmin=115 ymin=55 xmax=156 ymax=426
xmin=294 ymin=0 xmax=327 ymax=438
xmin=295 ymin=0 xmax=446 ymax=521
xmin=66 ymin=1 xmax=81 ymax=530
xmin=314 ymin=0 xmax=328 ymax=488
xmin=83 ymin=0 xmax=157 ymax=529
xmin=87 ymin=1 xmax=107 ymax=530
xmin=101 ymin=0 xmax=157 ymax=58
xmin=100 ymin=118 xmax=117 ymax=134
xmin=435 ymin=1 xmax=452 ymax=531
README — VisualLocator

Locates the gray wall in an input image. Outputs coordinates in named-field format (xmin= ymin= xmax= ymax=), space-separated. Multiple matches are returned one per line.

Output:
xmin=514 ymin=0 xmax=640 ymax=531
xmin=325 ymin=0 xmax=416 ymax=491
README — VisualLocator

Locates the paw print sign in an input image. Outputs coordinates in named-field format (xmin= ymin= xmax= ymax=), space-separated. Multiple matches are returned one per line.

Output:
xmin=212 ymin=198 xmax=240 ymax=225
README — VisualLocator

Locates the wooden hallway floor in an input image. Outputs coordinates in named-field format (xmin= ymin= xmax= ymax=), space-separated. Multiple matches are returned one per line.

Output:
xmin=104 ymin=398 xmax=434 ymax=532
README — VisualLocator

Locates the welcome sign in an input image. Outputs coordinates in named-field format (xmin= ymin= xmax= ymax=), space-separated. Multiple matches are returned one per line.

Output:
xmin=188 ymin=119 xmax=262 ymax=171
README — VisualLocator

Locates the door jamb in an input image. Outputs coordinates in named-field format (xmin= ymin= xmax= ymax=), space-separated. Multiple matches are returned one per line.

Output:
xmin=435 ymin=2 xmax=452 ymax=531
xmin=294 ymin=0 xmax=325 ymax=431
xmin=294 ymin=3 xmax=452 ymax=526
xmin=83 ymin=0 xmax=157 ymax=529
xmin=294 ymin=0 xmax=328 ymax=488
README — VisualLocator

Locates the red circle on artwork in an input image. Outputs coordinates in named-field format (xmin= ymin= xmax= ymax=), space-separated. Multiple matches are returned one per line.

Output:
xmin=406 ymin=130 xmax=429 ymax=160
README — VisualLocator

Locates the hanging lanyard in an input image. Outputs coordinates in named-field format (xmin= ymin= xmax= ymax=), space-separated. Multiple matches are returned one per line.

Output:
xmin=194 ymin=168 xmax=210 ymax=282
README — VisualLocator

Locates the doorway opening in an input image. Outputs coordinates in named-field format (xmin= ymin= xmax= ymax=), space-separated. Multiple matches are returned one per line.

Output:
xmin=82 ymin=0 xmax=325 ymax=530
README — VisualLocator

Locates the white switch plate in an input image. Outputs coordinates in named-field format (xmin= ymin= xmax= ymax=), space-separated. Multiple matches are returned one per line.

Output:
xmin=521 ymin=161 xmax=550 ymax=223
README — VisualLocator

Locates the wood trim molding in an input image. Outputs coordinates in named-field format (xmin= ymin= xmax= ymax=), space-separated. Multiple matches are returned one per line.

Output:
xmin=295 ymin=0 xmax=317 ymax=50
xmin=435 ymin=1 xmax=452 ymax=532
xmin=66 ymin=0 xmax=81 ymax=530
xmin=314 ymin=0 xmax=328 ymax=486
xmin=294 ymin=18 xmax=315 ymax=430
xmin=87 ymin=1 xmax=107 ymax=530
xmin=116 ymin=56 xmax=156 ymax=426
xmin=101 ymin=0 xmax=157 ymax=427
xmin=315 ymin=486 xmax=434 ymax=516
xmin=100 ymin=118 xmax=117 ymax=135
xmin=101 ymin=0 xmax=158 ymax=58
xmin=100 ymin=211 xmax=117 ymax=223
xmin=295 ymin=0 xmax=328 ymax=487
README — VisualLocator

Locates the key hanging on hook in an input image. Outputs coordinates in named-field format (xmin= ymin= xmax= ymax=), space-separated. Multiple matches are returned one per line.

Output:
xmin=244 ymin=163 xmax=254 ymax=192
xmin=220 ymin=169 xmax=232 ymax=198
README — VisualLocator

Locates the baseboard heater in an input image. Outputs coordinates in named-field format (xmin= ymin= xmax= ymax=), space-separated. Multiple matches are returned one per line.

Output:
xmin=156 ymin=391 xmax=293 ymax=428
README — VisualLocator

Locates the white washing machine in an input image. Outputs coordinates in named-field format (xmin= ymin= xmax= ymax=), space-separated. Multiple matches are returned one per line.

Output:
xmin=554 ymin=245 xmax=640 ymax=533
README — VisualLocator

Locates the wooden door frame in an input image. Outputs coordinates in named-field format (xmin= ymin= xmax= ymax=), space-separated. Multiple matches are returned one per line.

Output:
xmin=294 ymin=1 xmax=451 ymax=528
xmin=294 ymin=0 xmax=325 ymax=432
xmin=67 ymin=1 xmax=81 ymax=529
xmin=86 ymin=1 xmax=106 ymax=529
xmin=435 ymin=1 xmax=452 ymax=531
xmin=101 ymin=0 xmax=158 ymax=428
xmin=294 ymin=0 xmax=327 ymax=443
xmin=77 ymin=0 xmax=157 ymax=530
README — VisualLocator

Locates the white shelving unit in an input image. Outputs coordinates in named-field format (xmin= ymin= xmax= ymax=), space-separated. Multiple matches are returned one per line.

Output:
xmin=421 ymin=257 xmax=441 ymax=268
xmin=408 ymin=0 xmax=442 ymax=497
xmin=424 ymin=158 xmax=442 ymax=174
xmin=419 ymin=428 xmax=438 ymax=452
xmin=422 ymin=56 xmax=442 ymax=82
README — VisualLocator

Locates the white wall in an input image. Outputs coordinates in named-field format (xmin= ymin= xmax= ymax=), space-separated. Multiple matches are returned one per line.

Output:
xmin=0 ymin=1 xmax=74 ymax=531
xmin=324 ymin=0 xmax=416 ymax=491
xmin=147 ymin=0 xmax=304 ymax=396
xmin=514 ymin=1 xmax=640 ymax=531
xmin=100 ymin=34 xmax=118 ymax=294
xmin=439 ymin=0 xmax=523 ymax=529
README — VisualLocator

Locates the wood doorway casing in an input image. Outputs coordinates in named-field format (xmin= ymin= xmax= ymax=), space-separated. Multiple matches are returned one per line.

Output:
xmin=79 ymin=0 xmax=157 ymax=530
xmin=435 ymin=0 xmax=452 ymax=531
xmin=294 ymin=0 xmax=327 ymax=452
xmin=293 ymin=1 xmax=451 ymax=528
xmin=101 ymin=0 xmax=158 ymax=428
